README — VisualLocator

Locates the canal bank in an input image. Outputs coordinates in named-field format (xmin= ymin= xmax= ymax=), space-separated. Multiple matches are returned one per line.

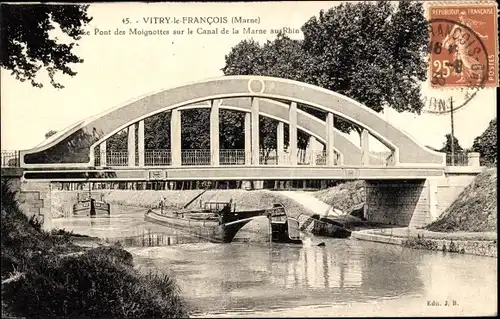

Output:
xmin=351 ymin=228 xmax=497 ymax=258
xmin=318 ymin=168 xmax=498 ymax=258
xmin=48 ymin=204 xmax=497 ymax=317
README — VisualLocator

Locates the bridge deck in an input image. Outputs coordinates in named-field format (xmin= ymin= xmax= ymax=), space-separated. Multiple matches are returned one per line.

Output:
xmin=20 ymin=166 xmax=445 ymax=181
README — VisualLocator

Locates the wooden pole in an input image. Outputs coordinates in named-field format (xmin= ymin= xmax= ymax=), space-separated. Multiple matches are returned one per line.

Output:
xmin=450 ymin=97 xmax=455 ymax=166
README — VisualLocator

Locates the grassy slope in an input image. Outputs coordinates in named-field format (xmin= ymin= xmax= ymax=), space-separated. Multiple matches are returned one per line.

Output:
xmin=1 ymin=180 xmax=189 ymax=318
xmin=313 ymin=181 xmax=365 ymax=213
xmin=426 ymin=168 xmax=497 ymax=232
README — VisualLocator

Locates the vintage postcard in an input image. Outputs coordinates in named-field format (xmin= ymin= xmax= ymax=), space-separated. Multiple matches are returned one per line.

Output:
xmin=1 ymin=1 xmax=497 ymax=318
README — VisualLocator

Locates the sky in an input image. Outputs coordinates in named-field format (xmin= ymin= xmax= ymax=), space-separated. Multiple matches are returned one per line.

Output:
xmin=1 ymin=1 xmax=497 ymax=151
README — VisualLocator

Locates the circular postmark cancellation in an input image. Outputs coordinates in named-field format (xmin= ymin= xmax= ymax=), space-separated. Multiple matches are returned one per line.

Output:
xmin=422 ymin=3 xmax=498 ymax=114
xmin=428 ymin=18 xmax=489 ymax=89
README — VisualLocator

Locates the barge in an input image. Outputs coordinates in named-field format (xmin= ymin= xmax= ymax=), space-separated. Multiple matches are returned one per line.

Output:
xmin=144 ymin=201 xmax=302 ymax=244
xmin=73 ymin=192 xmax=111 ymax=217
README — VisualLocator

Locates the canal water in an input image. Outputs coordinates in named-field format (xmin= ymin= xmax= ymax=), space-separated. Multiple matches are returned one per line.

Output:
xmin=52 ymin=205 xmax=497 ymax=317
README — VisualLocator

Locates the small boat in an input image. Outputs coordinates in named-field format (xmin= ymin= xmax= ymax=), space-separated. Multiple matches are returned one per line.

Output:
xmin=73 ymin=192 xmax=111 ymax=217
xmin=144 ymin=201 xmax=302 ymax=244
xmin=310 ymin=215 xmax=351 ymax=238
xmin=269 ymin=203 xmax=302 ymax=244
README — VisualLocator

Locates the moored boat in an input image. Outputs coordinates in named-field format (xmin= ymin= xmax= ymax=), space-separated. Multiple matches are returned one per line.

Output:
xmin=269 ymin=204 xmax=302 ymax=244
xmin=73 ymin=192 xmax=111 ymax=217
xmin=144 ymin=201 xmax=302 ymax=244
xmin=310 ymin=215 xmax=351 ymax=238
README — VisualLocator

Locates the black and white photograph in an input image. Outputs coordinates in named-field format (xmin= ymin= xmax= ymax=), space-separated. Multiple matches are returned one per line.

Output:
xmin=1 ymin=1 xmax=498 ymax=317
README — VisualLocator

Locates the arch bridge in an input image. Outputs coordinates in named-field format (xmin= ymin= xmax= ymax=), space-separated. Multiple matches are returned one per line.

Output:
xmin=18 ymin=76 xmax=446 ymax=182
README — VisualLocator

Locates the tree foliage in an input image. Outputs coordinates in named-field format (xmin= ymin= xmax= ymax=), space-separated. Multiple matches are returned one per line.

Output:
xmin=109 ymin=1 xmax=429 ymax=152
xmin=472 ymin=118 xmax=497 ymax=166
xmin=439 ymin=134 xmax=464 ymax=153
xmin=0 ymin=4 xmax=92 ymax=88
xmin=222 ymin=0 xmax=428 ymax=139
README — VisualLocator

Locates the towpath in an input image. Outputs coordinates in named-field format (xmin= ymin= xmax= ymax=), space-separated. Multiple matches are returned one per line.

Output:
xmin=275 ymin=191 xmax=342 ymax=217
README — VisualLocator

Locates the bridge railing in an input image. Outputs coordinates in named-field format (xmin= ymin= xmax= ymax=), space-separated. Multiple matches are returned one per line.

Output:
xmin=182 ymin=149 xmax=212 ymax=165
xmin=108 ymin=151 xmax=129 ymax=166
xmin=93 ymin=149 xmax=403 ymax=167
xmin=1 ymin=150 xmax=20 ymax=167
xmin=446 ymin=152 xmax=469 ymax=166
xmin=144 ymin=150 xmax=172 ymax=166
xmin=220 ymin=149 xmax=246 ymax=165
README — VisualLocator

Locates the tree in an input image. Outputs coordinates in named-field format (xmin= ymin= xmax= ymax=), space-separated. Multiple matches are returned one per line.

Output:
xmin=44 ymin=130 xmax=57 ymax=139
xmin=0 ymin=4 xmax=92 ymax=88
xmin=222 ymin=0 xmax=428 ymax=138
xmin=106 ymin=130 xmax=127 ymax=151
xmin=472 ymin=118 xmax=496 ymax=166
xmin=439 ymin=134 xmax=463 ymax=153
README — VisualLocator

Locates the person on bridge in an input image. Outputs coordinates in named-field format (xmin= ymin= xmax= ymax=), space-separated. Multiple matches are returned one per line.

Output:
xmin=159 ymin=196 xmax=166 ymax=214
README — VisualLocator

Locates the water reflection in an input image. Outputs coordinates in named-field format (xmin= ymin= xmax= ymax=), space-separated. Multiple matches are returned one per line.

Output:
xmin=130 ymin=240 xmax=428 ymax=315
xmin=52 ymin=205 xmax=497 ymax=317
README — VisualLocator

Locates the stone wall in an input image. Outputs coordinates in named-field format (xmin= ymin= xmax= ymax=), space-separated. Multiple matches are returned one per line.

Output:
xmin=365 ymin=172 xmax=482 ymax=228
xmin=402 ymin=237 xmax=497 ymax=258
xmin=431 ymin=174 xmax=478 ymax=218
xmin=365 ymin=180 xmax=430 ymax=228
xmin=3 ymin=175 xmax=53 ymax=230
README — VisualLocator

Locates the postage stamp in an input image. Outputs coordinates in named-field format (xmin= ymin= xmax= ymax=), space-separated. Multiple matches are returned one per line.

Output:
xmin=427 ymin=2 xmax=498 ymax=88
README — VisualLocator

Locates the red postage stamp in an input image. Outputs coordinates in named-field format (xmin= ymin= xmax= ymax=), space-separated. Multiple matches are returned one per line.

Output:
xmin=428 ymin=2 xmax=498 ymax=88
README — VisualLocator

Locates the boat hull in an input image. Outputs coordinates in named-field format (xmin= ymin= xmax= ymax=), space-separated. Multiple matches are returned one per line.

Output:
xmin=271 ymin=221 xmax=303 ymax=244
xmin=311 ymin=217 xmax=351 ymax=238
xmin=73 ymin=201 xmax=110 ymax=216
xmin=145 ymin=210 xmax=257 ymax=243
xmin=145 ymin=209 xmax=303 ymax=244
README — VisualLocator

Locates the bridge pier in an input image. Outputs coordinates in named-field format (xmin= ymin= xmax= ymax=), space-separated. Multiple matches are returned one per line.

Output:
xmin=2 ymin=173 xmax=53 ymax=231
xmin=365 ymin=162 xmax=484 ymax=228
xmin=365 ymin=180 xmax=429 ymax=227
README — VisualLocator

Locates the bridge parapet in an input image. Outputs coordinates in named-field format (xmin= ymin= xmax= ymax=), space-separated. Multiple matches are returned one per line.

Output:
xmin=91 ymin=148 xmax=396 ymax=168
xmin=1 ymin=150 xmax=20 ymax=168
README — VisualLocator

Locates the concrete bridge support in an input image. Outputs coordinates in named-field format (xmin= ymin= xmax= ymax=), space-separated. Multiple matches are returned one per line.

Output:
xmin=2 ymin=171 xmax=52 ymax=231
xmin=365 ymin=179 xmax=430 ymax=228
xmin=364 ymin=156 xmax=484 ymax=228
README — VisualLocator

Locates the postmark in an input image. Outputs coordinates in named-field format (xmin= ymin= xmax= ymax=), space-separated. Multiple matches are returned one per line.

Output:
xmin=427 ymin=2 xmax=498 ymax=89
